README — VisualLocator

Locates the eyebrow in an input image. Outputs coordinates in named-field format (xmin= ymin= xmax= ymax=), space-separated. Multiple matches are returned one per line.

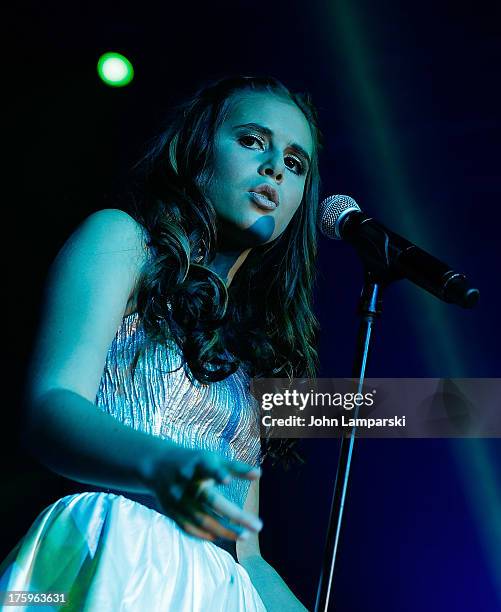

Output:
xmin=233 ymin=122 xmax=311 ymax=169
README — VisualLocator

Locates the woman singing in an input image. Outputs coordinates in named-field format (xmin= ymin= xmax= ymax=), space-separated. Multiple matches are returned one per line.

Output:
xmin=0 ymin=75 xmax=321 ymax=611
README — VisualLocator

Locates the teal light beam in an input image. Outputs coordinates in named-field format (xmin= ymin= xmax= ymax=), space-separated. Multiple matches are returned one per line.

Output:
xmin=325 ymin=0 xmax=501 ymax=602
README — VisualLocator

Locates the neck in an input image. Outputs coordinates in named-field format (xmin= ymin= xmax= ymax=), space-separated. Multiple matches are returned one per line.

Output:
xmin=207 ymin=248 xmax=252 ymax=287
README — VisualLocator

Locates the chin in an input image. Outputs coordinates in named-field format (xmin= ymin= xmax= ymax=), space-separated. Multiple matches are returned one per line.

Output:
xmin=241 ymin=215 xmax=275 ymax=244
xmin=218 ymin=214 xmax=276 ymax=249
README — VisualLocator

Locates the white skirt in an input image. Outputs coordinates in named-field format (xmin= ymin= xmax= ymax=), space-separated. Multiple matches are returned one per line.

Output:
xmin=0 ymin=492 xmax=266 ymax=611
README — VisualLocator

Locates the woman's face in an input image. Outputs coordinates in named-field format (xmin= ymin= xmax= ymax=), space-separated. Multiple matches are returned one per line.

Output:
xmin=203 ymin=90 xmax=314 ymax=250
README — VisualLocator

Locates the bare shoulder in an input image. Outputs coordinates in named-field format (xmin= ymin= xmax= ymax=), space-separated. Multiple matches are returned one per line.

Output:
xmin=62 ymin=208 xmax=150 ymax=306
xmin=69 ymin=208 xmax=149 ymax=259
xmin=26 ymin=208 xmax=152 ymax=404
xmin=50 ymin=207 xmax=150 ymax=291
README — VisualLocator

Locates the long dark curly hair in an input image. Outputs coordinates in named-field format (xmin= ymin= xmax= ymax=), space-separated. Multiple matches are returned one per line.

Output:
xmin=125 ymin=75 xmax=322 ymax=466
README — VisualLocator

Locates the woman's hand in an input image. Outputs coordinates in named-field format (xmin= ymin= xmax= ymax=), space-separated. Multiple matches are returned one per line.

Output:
xmin=141 ymin=444 xmax=263 ymax=543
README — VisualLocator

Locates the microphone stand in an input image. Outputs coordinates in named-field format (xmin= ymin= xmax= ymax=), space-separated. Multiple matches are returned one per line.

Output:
xmin=314 ymin=273 xmax=383 ymax=612
xmin=314 ymin=202 xmax=479 ymax=610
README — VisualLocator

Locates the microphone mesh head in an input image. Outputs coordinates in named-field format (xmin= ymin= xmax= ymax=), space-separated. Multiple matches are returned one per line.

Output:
xmin=319 ymin=194 xmax=361 ymax=239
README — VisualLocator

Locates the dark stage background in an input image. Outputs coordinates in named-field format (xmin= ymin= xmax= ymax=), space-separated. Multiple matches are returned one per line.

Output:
xmin=5 ymin=1 xmax=500 ymax=610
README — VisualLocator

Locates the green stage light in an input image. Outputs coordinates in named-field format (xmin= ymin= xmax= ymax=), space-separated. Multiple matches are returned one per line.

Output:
xmin=97 ymin=52 xmax=134 ymax=87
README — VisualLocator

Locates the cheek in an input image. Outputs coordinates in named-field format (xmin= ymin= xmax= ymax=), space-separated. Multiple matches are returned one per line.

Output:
xmin=212 ymin=146 xmax=247 ymax=186
xmin=271 ymin=206 xmax=298 ymax=241
xmin=205 ymin=160 xmax=238 ymax=209
xmin=277 ymin=187 xmax=304 ymax=229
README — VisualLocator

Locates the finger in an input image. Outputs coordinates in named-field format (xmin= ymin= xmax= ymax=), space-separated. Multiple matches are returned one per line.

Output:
xmin=187 ymin=505 xmax=251 ymax=540
xmin=192 ymin=455 xmax=232 ymax=485
xmin=225 ymin=460 xmax=262 ymax=480
xmin=203 ymin=488 xmax=263 ymax=533
xmin=186 ymin=502 xmax=249 ymax=542
xmin=184 ymin=477 xmax=216 ymax=502
xmin=170 ymin=508 xmax=216 ymax=542
xmin=211 ymin=466 xmax=232 ymax=485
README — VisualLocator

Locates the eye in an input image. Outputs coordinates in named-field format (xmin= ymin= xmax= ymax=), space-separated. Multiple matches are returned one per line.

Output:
xmin=284 ymin=154 xmax=305 ymax=175
xmin=238 ymin=134 xmax=265 ymax=149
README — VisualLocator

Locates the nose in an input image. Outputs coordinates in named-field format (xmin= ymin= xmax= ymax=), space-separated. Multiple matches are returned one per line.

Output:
xmin=259 ymin=152 xmax=285 ymax=184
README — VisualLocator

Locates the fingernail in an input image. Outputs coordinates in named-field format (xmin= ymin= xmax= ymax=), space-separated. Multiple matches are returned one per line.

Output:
xmin=238 ymin=530 xmax=250 ymax=541
xmin=249 ymin=519 xmax=263 ymax=531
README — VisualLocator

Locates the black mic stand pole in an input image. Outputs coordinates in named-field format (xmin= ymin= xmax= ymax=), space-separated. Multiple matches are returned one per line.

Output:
xmin=314 ymin=273 xmax=384 ymax=612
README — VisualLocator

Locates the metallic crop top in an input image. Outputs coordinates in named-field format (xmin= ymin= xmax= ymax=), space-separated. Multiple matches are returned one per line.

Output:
xmin=93 ymin=312 xmax=262 ymax=519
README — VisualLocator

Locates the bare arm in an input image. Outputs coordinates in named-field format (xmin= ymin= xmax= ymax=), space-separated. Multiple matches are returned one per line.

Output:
xmin=237 ymin=480 xmax=309 ymax=611
xmin=24 ymin=387 xmax=173 ymax=494
xmin=23 ymin=209 xmax=262 ymax=543
xmin=23 ymin=208 xmax=160 ymax=490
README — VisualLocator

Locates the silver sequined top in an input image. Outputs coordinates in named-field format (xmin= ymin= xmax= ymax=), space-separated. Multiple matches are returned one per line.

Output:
xmin=94 ymin=312 xmax=262 ymax=514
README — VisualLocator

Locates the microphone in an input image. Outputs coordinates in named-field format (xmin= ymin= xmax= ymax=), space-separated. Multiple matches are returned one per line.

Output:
xmin=319 ymin=194 xmax=479 ymax=308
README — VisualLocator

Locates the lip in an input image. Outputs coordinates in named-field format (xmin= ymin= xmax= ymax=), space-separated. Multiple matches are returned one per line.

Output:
xmin=250 ymin=183 xmax=279 ymax=207
xmin=248 ymin=191 xmax=278 ymax=211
